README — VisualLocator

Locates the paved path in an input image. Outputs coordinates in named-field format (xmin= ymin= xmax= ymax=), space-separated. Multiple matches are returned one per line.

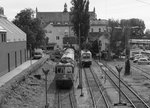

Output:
xmin=0 ymin=60 xmax=38 ymax=87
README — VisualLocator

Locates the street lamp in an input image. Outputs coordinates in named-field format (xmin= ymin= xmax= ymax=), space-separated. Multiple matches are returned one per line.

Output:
xmin=114 ymin=65 xmax=127 ymax=106
xmin=42 ymin=68 xmax=49 ymax=108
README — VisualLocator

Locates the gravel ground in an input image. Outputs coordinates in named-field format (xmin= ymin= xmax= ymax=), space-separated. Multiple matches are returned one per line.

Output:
xmin=1 ymin=60 xmax=55 ymax=108
xmin=3 ymin=58 xmax=150 ymax=108
xmin=107 ymin=60 xmax=150 ymax=104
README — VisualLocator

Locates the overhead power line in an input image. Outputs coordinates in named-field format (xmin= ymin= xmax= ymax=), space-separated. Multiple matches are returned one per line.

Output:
xmin=136 ymin=0 xmax=150 ymax=5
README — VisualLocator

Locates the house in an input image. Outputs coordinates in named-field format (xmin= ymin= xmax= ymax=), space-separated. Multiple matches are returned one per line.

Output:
xmin=88 ymin=18 xmax=110 ymax=52
xmin=36 ymin=3 xmax=110 ymax=51
xmin=36 ymin=3 xmax=106 ymax=50
xmin=0 ymin=6 xmax=27 ymax=75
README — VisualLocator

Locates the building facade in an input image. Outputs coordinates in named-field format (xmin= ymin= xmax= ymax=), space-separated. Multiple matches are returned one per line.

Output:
xmin=36 ymin=3 xmax=109 ymax=50
xmin=0 ymin=6 xmax=27 ymax=76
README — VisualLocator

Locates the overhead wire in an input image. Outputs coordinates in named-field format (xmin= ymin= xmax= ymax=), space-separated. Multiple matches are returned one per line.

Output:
xmin=136 ymin=0 xmax=150 ymax=5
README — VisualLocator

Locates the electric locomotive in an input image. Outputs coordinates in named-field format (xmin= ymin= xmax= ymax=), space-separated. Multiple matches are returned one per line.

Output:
xmin=55 ymin=48 xmax=75 ymax=89
xmin=81 ymin=50 xmax=92 ymax=67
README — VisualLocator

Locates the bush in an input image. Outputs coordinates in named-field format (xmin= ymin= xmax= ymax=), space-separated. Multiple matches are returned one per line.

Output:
xmin=124 ymin=59 xmax=130 ymax=75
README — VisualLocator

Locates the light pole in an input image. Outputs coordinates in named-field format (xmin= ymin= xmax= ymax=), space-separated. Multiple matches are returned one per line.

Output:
xmin=42 ymin=68 xmax=49 ymax=108
xmin=124 ymin=26 xmax=131 ymax=75
xmin=114 ymin=65 xmax=127 ymax=106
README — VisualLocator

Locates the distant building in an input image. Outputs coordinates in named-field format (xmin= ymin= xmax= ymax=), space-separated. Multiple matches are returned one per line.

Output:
xmin=36 ymin=3 xmax=109 ymax=50
xmin=129 ymin=39 xmax=150 ymax=50
xmin=0 ymin=6 xmax=27 ymax=75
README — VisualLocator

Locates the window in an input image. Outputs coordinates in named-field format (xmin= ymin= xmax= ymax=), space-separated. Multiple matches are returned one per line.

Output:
xmin=91 ymin=28 xmax=93 ymax=32
xmin=57 ymin=67 xmax=64 ymax=73
xmin=57 ymin=22 xmax=61 ymax=24
xmin=56 ymin=36 xmax=59 ymax=40
xmin=99 ymin=28 xmax=101 ymax=32
xmin=50 ymin=22 xmax=53 ymax=25
xmin=1 ymin=33 xmax=6 ymax=42
xmin=65 ymin=22 xmax=68 ymax=25
xmin=65 ymin=67 xmax=72 ymax=73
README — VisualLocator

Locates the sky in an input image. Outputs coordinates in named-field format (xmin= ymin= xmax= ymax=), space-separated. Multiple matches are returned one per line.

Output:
xmin=1 ymin=0 xmax=150 ymax=29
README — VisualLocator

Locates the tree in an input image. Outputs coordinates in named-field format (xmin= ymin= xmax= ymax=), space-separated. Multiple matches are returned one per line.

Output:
xmin=12 ymin=8 xmax=45 ymax=49
xmin=145 ymin=29 xmax=150 ymax=34
xmin=108 ymin=19 xmax=123 ymax=57
xmin=70 ymin=0 xmax=90 ymax=47
xmin=90 ymin=40 xmax=99 ymax=58
xmin=82 ymin=41 xmax=91 ymax=50
xmin=125 ymin=59 xmax=130 ymax=75
xmin=120 ymin=18 xmax=145 ymax=38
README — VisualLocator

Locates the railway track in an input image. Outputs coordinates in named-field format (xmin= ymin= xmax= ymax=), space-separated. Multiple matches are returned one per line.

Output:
xmin=83 ymin=67 xmax=110 ymax=108
xmin=95 ymin=61 xmax=150 ymax=108
xmin=55 ymin=88 xmax=76 ymax=108
xmin=131 ymin=63 xmax=150 ymax=81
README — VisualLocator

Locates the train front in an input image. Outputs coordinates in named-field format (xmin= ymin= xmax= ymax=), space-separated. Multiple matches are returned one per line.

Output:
xmin=81 ymin=50 xmax=92 ymax=67
xmin=55 ymin=63 xmax=74 ymax=89
xmin=55 ymin=48 xmax=75 ymax=89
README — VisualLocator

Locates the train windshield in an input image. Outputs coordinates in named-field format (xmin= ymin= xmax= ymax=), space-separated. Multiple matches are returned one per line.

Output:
xmin=65 ymin=67 xmax=73 ymax=73
xmin=57 ymin=67 xmax=64 ymax=73
xmin=83 ymin=54 xmax=90 ymax=59
xmin=56 ymin=66 xmax=73 ymax=74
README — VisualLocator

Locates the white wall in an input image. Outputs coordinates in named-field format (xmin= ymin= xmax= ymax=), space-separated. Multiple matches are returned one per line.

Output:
xmin=90 ymin=25 xmax=107 ymax=32
xmin=99 ymin=35 xmax=109 ymax=51
xmin=45 ymin=24 xmax=74 ymax=50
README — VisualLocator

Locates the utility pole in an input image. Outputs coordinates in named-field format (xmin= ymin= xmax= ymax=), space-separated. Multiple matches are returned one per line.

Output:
xmin=29 ymin=44 xmax=32 ymax=65
xmin=124 ymin=26 xmax=131 ymax=75
xmin=78 ymin=23 xmax=84 ymax=96
xmin=98 ymin=40 xmax=101 ymax=62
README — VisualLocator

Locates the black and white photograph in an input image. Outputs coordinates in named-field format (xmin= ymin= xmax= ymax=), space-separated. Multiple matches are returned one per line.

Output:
xmin=0 ymin=0 xmax=150 ymax=108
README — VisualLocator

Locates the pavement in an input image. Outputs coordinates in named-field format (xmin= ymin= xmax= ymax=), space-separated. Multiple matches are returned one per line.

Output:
xmin=0 ymin=59 xmax=38 ymax=87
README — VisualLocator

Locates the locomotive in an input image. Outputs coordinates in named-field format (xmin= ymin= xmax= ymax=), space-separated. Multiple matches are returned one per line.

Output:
xmin=54 ymin=48 xmax=75 ymax=89
xmin=81 ymin=50 xmax=92 ymax=67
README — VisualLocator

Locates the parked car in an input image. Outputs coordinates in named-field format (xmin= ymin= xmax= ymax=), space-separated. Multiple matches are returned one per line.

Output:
xmin=133 ymin=54 xmax=146 ymax=63
xmin=137 ymin=58 xmax=150 ymax=65
xmin=133 ymin=57 xmax=140 ymax=63
xmin=33 ymin=52 xmax=43 ymax=59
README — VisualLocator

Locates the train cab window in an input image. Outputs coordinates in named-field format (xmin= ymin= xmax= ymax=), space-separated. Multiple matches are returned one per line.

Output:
xmin=83 ymin=54 xmax=90 ymax=59
xmin=65 ymin=67 xmax=72 ymax=73
xmin=57 ymin=67 xmax=64 ymax=73
xmin=57 ymin=68 xmax=61 ymax=73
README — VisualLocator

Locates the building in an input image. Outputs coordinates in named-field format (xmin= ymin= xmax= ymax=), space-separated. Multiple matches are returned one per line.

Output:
xmin=129 ymin=38 xmax=150 ymax=50
xmin=36 ymin=3 xmax=109 ymax=50
xmin=0 ymin=6 xmax=27 ymax=75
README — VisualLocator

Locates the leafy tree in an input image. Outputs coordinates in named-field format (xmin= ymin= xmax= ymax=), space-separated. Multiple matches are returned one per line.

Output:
xmin=108 ymin=19 xmax=123 ymax=57
xmin=70 ymin=0 xmax=90 ymax=47
xmin=145 ymin=29 xmax=150 ymax=34
xmin=120 ymin=18 xmax=145 ymax=38
xmin=125 ymin=59 xmax=130 ymax=75
xmin=90 ymin=40 xmax=99 ymax=57
xmin=82 ymin=41 xmax=92 ymax=50
xmin=109 ymin=18 xmax=146 ymax=58
xmin=12 ymin=8 xmax=45 ymax=49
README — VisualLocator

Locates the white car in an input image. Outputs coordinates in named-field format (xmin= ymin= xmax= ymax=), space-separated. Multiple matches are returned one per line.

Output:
xmin=33 ymin=52 xmax=43 ymax=59
xmin=137 ymin=58 xmax=150 ymax=65
xmin=133 ymin=56 xmax=141 ymax=63
xmin=133 ymin=54 xmax=147 ymax=63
